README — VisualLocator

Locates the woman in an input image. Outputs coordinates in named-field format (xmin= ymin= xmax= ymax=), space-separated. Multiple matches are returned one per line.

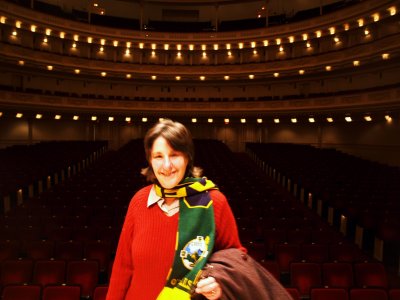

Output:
xmin=106 ymin=119 xmax=244 ymax=300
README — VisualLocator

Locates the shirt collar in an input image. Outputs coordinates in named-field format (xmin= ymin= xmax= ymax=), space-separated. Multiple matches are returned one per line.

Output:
xmin=147 ymin=185 xmax=162 ymax=207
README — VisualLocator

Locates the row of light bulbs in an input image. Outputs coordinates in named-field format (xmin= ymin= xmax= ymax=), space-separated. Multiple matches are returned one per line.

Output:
xmin=1 ymin=5 xmax=396 ymax=51
xmin=16 ymin=52 xmax=391 ymax=80
xmin=2 ymin=112 xmax=393 ymax=124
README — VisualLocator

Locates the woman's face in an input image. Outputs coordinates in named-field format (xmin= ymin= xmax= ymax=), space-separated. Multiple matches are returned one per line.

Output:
xmin=150 ymin=136 xmax=188 ymax=189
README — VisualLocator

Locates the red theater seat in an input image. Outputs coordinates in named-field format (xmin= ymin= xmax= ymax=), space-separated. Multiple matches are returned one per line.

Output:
xmin=93 ymin=285 xmax=109 ymax=300
xmin=290 ymin=262 xmax=322 ymax=297
xmin=66 ymin=260 xmax=99 ymax=299
xmin=350 ymin=288 xmax=388 ymax=300
xmin=33 ymin=260 xmax=66 ymax=286
xmin=0 ymin=259 xmax=33 ymax=286
xmin=42 ymin=285 xmax=81 ymax=300
xmin=1 ymin=284 xmax=41 ymax=300
xmin=311 ymin=288 xmax=349 ymax=300
xmin=322 ymin=262 xmax=354 ymax=289
xmin=354 ymin=262 xmax=388 ymax=289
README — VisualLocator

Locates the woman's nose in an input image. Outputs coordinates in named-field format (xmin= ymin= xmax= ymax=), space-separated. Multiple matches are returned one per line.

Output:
xmin=163 ymin=156 xmax=172 ymax=168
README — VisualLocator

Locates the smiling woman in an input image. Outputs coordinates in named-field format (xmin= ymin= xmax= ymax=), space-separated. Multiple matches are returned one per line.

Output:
xmin=107 ymin=119 xmax=245 ymax=300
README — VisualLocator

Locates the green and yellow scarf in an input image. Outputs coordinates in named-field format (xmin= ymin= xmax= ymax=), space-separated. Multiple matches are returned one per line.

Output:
xmin=156 ymin=177 xmax=217 ymax=300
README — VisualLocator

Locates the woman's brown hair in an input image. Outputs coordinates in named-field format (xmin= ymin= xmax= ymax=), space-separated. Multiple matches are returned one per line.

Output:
xmin=141 ymin=119 xmax=202 ymax=182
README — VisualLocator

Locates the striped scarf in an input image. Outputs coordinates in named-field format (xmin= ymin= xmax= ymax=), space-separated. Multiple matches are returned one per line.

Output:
xmin=156 ymin=177 xmax=217 ymax=300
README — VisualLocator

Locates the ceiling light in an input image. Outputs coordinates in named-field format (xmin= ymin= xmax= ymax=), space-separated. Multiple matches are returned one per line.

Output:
xmin=240 ymin=118 xmax=246 ymax=123
xmin=273 ymin=73 xmax=279 ymax=77
xmin=164 ymin=44 xmax=169 ymax=50
xmin=125 ymin=117 xmax=131 ymax=122
xmin=91 ymin=116 xmax=97 ymax=121
xmin=288 ymin=36 xmax=295 ymax=43
xmin=388 ymin=6 xmax=397 ymax=16
xmin=108 ymin=116 xmax=114 ymax=122
xmin=126 ymin=42 xmax=131 ymax=48
xmin=139 ymin=43 xmax=144 ymax=49
xmin=126 ymin=74 xmax=131 ymax=79
xmin=0 ymin=16 xmax=6 ymax=24
xmin=276 ymin=38 xmax=281 ymax=45
xmin=189 ymin=44 xmax=194 ymax=51
xmin=238 ymin=43 xmax=244 ymax=49
xmin=101 ymin=72 xmax=107 ymax=77
xmin=299 ymin=70 xmax=305 ymax=75
xmin=36 ymin=114 xmax=42 ymax=119
xmin=315 ymin=30 xmax=322 ymax=38
xmin=274 ymin=118 xmax=280 ymax=124
xmin=325 ymin=66 xmax=332 ymax=71
xmin=16 ymin=113 xmax=23 ymax=118
xmin=345 ymin=116 xmax=352 ymax=122
xmin=226 ymin=43 xmax=231 ymax=50
xmin=74 ymin=69 xmax=80 ymax=74
xmin=73 ymin=115 xmax=79 ymax=120
xmin=382 ymin=53 xmax=390 ymax=60
xmin=142 ymin=117 xmax=148 ymax=122
xmin=113 ymin=40 xmax=118 ymax=47
xmin=372 ymin=13 xmax=380 ymax=22
xmin=59 ymin=32 xmax=65 ymax=39
xmin=364 ymin=116 xmax=372 ymax=122
xmin=201 ymin=44 xmax=207 ymax=51
xmin=353 ymin=60 xmax=360 ymax=66
xmin=308 ymin=117 xmax=315 ymax=123
xmin=249 ymin=74 xmax=255 ymax=79
xmin=385 ymin=115 xmax=392 ymax=122
xmin=18 ymin=60 xmax=24 ymax=66
xmin=302 ymin=33 xmax=308 ymax=41
xmin=208 ymin=118 xmax=213 ymax=123
xmin=358 ymin=18 xmax=364 ymax=27
xmin=257 ymin=118 xmax=263 ymax=124
xmin=47 ymin=65 xmax=53 ymax=71
xmin=30 ymin=25 xmax=36 ymax=32
xmin=45 ymin=28 xmax=51 ymax=35
xmin=251 ymin=41 xmax=256 ymax=48
xmin=224 ymin=76 xmax=230 ymax=80
xmin=54 ymin=115 xmax=61 ymax=120
xmin=192 ymin=118 xmax=197 ymax=123
xmin=176 ymin=44 xmax=182 ymax=51
xmin=291 ymin=118 xmax=297 ymax=123
xmin=343 ymin=23 xmax=350 ymax=31
xmin=15 ymin=20 xmax=22 ymax=28
xmin=87 ymin=37 xmax=93 ymax=43
xmin=263 ymin=40 xmax=269 ymax=46
xmin=151 ymin=43 xmax=156 ymax=50
xmin=175 ymin=76 xmax=181 ymax=81
xmin=329 ymin=27 xmax=335 ymax=35
xmin=151 ymin=75 xmax=157 ymax=80
xmin=73 ymin=34 xmax=79 ymax=42
xmin=224 ymin=118 xmax=230 ymax=124
xmin=326 ymin=117 xmax=334 ymax=123
xmin=200 ymin=76 xmax=205 ymax=81
xmin=213 ymin=44 xmax=219 ymax=50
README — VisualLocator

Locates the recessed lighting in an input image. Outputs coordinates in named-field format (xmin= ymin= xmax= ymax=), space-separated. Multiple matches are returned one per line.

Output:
xmin=240 ymin=118 xmax=246 ymax=123
xmin=325 ymin=66 xmax=332 ymax=71
xmin=326 ymin=117 xmax=334 ymax=123
xmin=101 ymin=72 xmax=107 ymax=77
xmin=108 ymin=116 xmax=114 ymax=122
xmin=274 ymin=118 xmax=280 ymax=124
xmin=151 ymin=75 xmax=157 ymax=80
xmin=382 ymin=53 xmax=390 ymax=60
xmin=73 ymin=115 xmax=79 ymax=120
xmin=47 ymin=65 xmax=53 ymax=71
xmin=30 ymin=25 xmax=36 ymax=32
xmin=175 ymin=76 xmax=181 ymax=81
xmin=308 ymin=117 xmax=315 ymax=123
xmin=353 ymin=60 xmax=360 ymax=66
xmin=345 ymin=116 xmax=352 ymax=122
xmin=191 ymin=118 xmax=197 ymax=123
xmin=273 ymin=72 xmax=279 ymax=78
xmin=224 ymin=118 xmax=230 ymax=124
xmin=126 ymin=74 xmax=131 ymax=79
xmin=36 ymin=114 xmax=42 ymax=119
xmin=91 ymin=116 xmax=97 ymax=121
xmin=74 ymin=69 xmax=80 ymax=74
xmin=299 ymin=70 xmax=305 ymax=75
xmin=54 ymin=115 xmax=61 ymax=120
xmin=200 ymin=76 xmax=205 ymax=81
xmin=18 ymin=60 xmax=24 ymax=66
xmin=207 ymin=118 xmax=213 ymax=123
xmin=224 ymin=76 xmax=230 ymax=80
xmin=364 ymin=116 xmax=372 ymax=122
xmin=16 ymin=113 xmax=23 ymax=118
xmin=45 ymin=28 xmax=51 ymax=35
xmin=125 ymin=117 xmax=131 ymax=122
xmin=291 ymin=118 xmax=297 ymax=123
xmin=385 ymin=115 xmax=392 ymax=122
xmin=249 ymin=74 xmax=255 ymax=79
xmin=257 ymin=118 xmax=263 ymax=124
xmin=142 ymin=117 xmax=148 ymax=122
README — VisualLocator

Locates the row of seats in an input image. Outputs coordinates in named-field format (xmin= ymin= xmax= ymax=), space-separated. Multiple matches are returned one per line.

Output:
xmin=287 ymin=287 xmax=400 ymax=300
xmin=0 ymin=284 xmax=108 ymax=300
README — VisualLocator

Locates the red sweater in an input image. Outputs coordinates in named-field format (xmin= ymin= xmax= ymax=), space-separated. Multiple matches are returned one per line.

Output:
xmin=106 ymin=184 xmax=243 ymax=300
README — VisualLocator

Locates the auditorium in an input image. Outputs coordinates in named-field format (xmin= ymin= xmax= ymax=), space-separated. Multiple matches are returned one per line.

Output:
xmin=1 ymin=0 xmax=400 ymax=299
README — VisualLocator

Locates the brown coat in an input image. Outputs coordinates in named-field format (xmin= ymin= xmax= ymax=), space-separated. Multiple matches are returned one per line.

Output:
xmin=192 ymin=248 xmax=293 ymax=300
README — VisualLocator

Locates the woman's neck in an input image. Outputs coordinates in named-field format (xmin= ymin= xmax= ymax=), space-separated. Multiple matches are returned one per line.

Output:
xmin=164 ymin=197 xmax=177 ymax=205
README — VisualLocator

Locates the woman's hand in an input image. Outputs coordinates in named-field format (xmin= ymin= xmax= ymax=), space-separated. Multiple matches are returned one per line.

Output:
xmin=195 ymin=276 xmax=222 ymax=300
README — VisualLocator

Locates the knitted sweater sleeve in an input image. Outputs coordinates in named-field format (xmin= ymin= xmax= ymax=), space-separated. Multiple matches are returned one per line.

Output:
xmin=106 ymin=187 xmax=147 ymax=300
xmin=211 ymin=190 xmax=245 ymax=252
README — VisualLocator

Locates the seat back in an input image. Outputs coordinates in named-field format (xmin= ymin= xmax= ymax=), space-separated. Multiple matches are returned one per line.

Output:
xmin=1 ymin=284 xmax=41 ymax=300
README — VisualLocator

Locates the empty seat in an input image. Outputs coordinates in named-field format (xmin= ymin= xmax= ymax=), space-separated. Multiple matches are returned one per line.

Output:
xmin=66 ymin=260 xmax=99 ymax=299
xmin=275 ymin=243 xmax=301 ymax=273
xmin=354 ymin=262 xmax=388 ymax=289
xmin=264 ymin=228 xmax=286 ymax=256
xmin=1 ymin=284 xmax=41 ymax=300
xmin=389 ymin=289 xmax=400 ymax=300
xmin=311 ymin=288 xmax=349 ymax=300
xmin=329 ymin=243 xmax=364 ymax=262
xmin=54 ymin=240 xmax=83 ymax=260
xmin=0 ymin=240 xmax=20 ymax=261
xmin=42 ymin=285 xmax=81 ymax=300
xmin=84 ymin=240 xmax=112 ymax=272
xmin=350 ymin=288 xmax=388 ymax=300
xmin=0 ymin=259 xmax=33 ymax=285
xmin=33 ymin=260 xmax=66 ymax=286
xmin=322 ymin=262 xmax=354 ymax=289
xmin=301 ymin=244 xmax=329 ymax=263
xmin=287 ymin=228 xmax=312 ymax=245
xmin=290 ymin=262 xmax=322 ymax=297
xmin=24 ymin=240 xmax=54 ymax=260
xmin=93 ymin=285 xmax=109 ymax=300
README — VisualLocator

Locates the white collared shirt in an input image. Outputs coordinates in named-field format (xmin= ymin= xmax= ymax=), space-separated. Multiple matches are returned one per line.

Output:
xmin=147 ymin=185 xmax=180 ymax=216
